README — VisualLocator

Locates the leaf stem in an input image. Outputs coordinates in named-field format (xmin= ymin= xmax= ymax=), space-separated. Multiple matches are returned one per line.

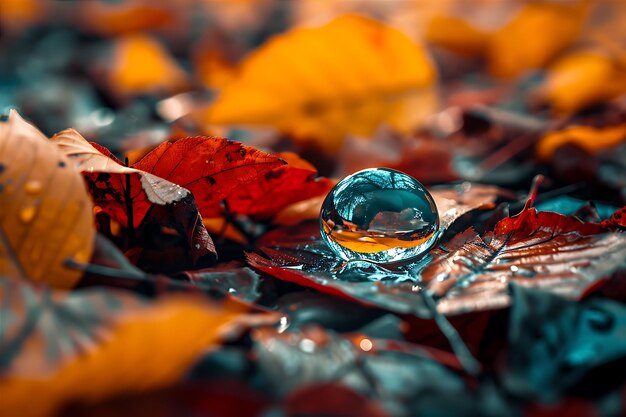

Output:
xmin=419 ymin=290 xmax=481 ymax=376
xmin=124 ymin=157 xmax=136 ymax=248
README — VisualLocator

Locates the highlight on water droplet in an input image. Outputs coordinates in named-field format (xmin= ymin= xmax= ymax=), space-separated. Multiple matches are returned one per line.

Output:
xmin=320 ymin=168 xmax=439 ymax=264
xmin=23 ymin=180 xmax=43 ymax=195
xmin=19 ymin=206 xmax=37 ymax=223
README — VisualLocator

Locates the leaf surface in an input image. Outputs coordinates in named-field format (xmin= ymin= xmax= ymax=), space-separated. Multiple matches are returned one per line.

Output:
xmin=204 ymin=14 xmax=437 ymax=152
xmin=0 ymin=277 xmax=278 ymax=417
xmin=0 ymin=111 xmax=95 ymax=288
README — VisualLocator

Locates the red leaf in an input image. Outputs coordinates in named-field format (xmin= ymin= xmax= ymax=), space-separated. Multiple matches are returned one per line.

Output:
xmin=132 ymin=136 xmax=286 ymax=218
xmin=423 ymin=208 xmax=626 ymax=314
xmin=226 ymin=152 xmax=334 ymax=221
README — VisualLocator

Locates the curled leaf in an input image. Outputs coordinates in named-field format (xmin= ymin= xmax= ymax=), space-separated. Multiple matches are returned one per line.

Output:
xmin=0 ymin=111 xmax=95 ymax=288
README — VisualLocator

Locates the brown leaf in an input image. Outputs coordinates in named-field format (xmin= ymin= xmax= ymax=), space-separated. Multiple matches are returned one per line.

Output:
xmin=0 ymin=111 xmax=95 ymax=288
xmin=423 ymin=208 xmax=626 ymax=315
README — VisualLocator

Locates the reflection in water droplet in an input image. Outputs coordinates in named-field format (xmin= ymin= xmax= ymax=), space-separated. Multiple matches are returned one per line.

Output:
xmin=359 ymin=338 xmax=373 ymax=352
xmin=19 ymin=206 xmax=37 ymax=223
xmin=24 ymin=180 xmax=43 ymax=195
xmin=299 ymin=338 xmax=316 ymax=353
xmin=320 ymin=168 xmax=439 ymax=264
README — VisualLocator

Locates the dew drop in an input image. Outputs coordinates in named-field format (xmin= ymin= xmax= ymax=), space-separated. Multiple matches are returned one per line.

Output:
xmin=320 ymin=168 xmax=439 ymax=265
xmin=24 ymin=180 xmax=43 ymax=195
xmin=19 ymin=206 xmax=37 ymax=223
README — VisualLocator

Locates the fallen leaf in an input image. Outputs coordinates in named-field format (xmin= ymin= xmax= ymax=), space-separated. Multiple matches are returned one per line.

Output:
xmin=52 ymin=128 xmax=190 ymax=228
xmin=131 ymin=136 xmax=286 ymax=218
xmin=541 ymin=51 xmax=626 ymax=115
xmin=536 ymin=123 xmax=626 ymax=161
xmin=203 ymin=14 xmax=437 ymax=153
xmin=107 ymin=34 xmax=188 ymax=97
xmin=0 ymin=111 xmax=95 ymax=288
xmin=226 ymin=152 xmax=334 ymax=221
xmin=0 ymin=277 xmax=278 ymax=417
xmin=423 ymin=208 xmax=626 ymax=314
xmin=53 ymin=129 xmax=216 ymax=268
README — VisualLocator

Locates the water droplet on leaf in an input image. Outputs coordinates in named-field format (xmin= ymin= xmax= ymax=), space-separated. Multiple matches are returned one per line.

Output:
xmin=24 ymin=180 xmax=43 ymax=195
xmin=19 ymin=206 xmax=37 ymax=223
xmin=320 ymin=168 xmax=439 ymax=264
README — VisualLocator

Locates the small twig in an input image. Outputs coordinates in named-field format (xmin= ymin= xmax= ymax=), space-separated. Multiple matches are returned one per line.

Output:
xmin=419 ymin=290 xmax=481 ymax=376
xmin=468 ymin=105 xmax=549 ymax=132
xmin=124 ymin=157 xmax=136 ymax=248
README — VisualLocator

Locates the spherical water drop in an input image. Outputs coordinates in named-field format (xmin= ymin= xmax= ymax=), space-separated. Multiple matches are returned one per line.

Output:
xmin=320 ymin=168 xmax=439 ymax=264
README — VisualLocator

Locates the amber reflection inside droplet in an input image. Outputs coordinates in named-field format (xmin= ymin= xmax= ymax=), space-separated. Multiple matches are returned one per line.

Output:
xmin=320 ymin=168 xmax=439 ymax=263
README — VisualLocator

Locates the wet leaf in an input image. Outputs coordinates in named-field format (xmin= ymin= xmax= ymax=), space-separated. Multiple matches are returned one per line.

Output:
xmin=178 ymin=263 xmax=262 ymax=303
xmin=203 ymin=14 xmax=437 ymax=153
xmin=0 ymin=277 xmax=278 ymax=417
xmin=0 ymin=111 xmax=95 ymax=288
xmin=247 ymin=184 xmax=506 ymax=317
xmin=423 ymin=208 xmax=626 ymax=315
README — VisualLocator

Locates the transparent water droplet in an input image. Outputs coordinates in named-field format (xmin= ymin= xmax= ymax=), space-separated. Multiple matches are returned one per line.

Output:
xmin=320 ymin=168 xmax=439 ymax=264
xmin=23 ymin=180 xmax=43 ymax=195
xmin=19 ymin=206 xmax=37 ymax=223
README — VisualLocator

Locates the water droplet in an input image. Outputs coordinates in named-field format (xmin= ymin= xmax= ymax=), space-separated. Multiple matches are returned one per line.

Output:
xmin=299 ymin=338 xmax=316 ymax=353
xmin=19 ymin=206 xmax=37 ymax=223
xmin=359 ymin=338 xmax=373 ymax=352
xmin=320 ymin=168 xmax=439 ymax=264
xmin=23 ymin=180 xmax=43 ymax=195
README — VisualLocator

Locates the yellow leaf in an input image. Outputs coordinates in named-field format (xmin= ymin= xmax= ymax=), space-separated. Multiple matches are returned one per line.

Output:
xmin=202 ymin=14 xmax=437 ymax=153
xmin=537 ymin=123 xmax=626 ymax=160
xmin=0 ymin=278 xmax=277 ymax=417
xmin=109 ymin=34 xmax=188 ymax=97
xmin=541 ymin=51 xmax=626 ymax=115
xmin=0 ymin=111 xmax=95 ymax=288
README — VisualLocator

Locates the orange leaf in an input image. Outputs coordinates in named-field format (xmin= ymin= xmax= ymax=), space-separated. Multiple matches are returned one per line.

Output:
xmin=0 ymin=278 xmax=278 ymax=417
xmin=0 ymin=111 xmax=95 ymax=288
xmin=537 ymin=123 xmax=626 ymax=160
xmin=108 ymin=34 xmax=188 ymax=97
xmin=541 ymin=51 xmax=626 ymax=115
